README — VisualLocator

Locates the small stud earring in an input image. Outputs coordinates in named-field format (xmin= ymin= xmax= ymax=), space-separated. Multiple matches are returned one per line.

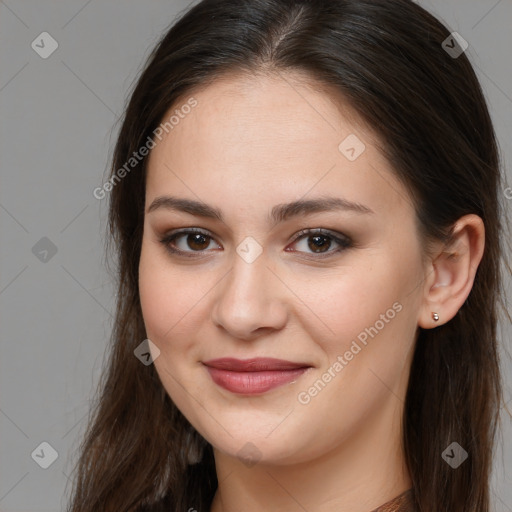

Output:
xmin=432 ymin=312 xmax=440 ymax=322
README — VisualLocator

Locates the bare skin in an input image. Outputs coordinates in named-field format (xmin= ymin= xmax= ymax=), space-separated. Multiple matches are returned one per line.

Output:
xmin=138 ymin=70 xmax=485 ymax=512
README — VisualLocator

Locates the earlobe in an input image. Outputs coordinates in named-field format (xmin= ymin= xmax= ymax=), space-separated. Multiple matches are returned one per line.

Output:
xmin=418 ymin=214 xmax=485 ymax=329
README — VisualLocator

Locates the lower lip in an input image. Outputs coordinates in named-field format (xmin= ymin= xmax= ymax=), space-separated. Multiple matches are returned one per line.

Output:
xmin=204 ymin=366 xmax=310 ymax=394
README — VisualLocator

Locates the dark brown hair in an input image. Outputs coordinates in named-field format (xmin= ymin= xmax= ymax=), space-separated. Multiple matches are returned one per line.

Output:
xmin=66 ymin=1 xmax=511 ymax=511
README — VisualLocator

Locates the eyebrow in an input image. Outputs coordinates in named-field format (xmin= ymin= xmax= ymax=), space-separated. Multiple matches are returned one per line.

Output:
xmin=146 ymin=194 xmax=374 ymax=226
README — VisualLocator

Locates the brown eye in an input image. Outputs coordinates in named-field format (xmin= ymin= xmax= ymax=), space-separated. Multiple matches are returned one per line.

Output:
xmin=159 ymin=227 xmax=352 ymax=259
xmin=159 ymin=228 xmax=221 ymax=257
xmin=287 ymin=229 xmax=352 ymax=257
xmin=183 ymin=232 xmax=211 ymax=251
xmin=306 ymin=234 xmax=333 ymax=253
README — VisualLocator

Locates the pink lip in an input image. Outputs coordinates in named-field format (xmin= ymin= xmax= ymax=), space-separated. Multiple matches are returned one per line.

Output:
xmin=202 ymin=358 xmax=312 ymax=394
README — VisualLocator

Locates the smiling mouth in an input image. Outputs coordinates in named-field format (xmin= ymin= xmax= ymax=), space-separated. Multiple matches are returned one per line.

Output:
xmin=202 ymin=358 xmax=313 ymax=394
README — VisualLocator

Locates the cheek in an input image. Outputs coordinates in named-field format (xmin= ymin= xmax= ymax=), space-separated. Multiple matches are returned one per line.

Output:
xmin=293 ymin=263 xmax=402 ymax=343
xmin=138 ymin=251 xmax=204 ymax=405
xmin=296 ymin=251 xmax=418 ymax=377
xmin=138 ymin=246 xmax=217 ymax=352
xmin=139 ymin=246 xmax=189 ymax=342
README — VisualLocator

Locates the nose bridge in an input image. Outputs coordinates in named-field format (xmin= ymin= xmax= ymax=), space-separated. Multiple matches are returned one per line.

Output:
xmin=211 ymin=244 xmax=287 ymax=338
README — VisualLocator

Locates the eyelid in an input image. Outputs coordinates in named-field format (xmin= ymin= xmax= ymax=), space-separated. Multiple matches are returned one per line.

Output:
xmin=289 ymin=227 xmax=348 ymax=244
xmin=159 ymin=227 xmax=352 ymax=258
xmin=285 ymin=228 xmax=352 ymax=258
xmin=162 ymin=227 xmax=221 ymax=254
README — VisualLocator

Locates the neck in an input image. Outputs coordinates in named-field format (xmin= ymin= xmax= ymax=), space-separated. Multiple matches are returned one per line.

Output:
xmin=209 ymin=399 xmax=412 ymax=512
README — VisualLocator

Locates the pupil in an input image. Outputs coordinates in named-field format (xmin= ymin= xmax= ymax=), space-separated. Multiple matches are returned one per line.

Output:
xmin=309 ymin=235 xmax=330 ymax=253
xmin=185 ymin=234 xmax=332 ymax=253
xmin=188 ymin=233 xmax=208 ymax=250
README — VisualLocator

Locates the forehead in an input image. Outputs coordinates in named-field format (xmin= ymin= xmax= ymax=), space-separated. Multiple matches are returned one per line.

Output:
xmin=162 ymin=70 xmax=372 ymax=151
xmin=145 ymin=70 xmax=412 ymax=221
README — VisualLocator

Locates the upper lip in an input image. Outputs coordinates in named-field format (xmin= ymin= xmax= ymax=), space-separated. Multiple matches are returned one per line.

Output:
xmin=202 ymin=357 xmax=312 ymax=372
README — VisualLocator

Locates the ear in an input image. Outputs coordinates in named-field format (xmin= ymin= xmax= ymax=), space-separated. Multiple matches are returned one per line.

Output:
xmin=418 ymin=214 xmax=485 ymax=329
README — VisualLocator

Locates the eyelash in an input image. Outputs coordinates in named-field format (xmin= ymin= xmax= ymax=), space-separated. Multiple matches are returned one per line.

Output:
xmin=158 ymin=227 xmax=353 ymax=259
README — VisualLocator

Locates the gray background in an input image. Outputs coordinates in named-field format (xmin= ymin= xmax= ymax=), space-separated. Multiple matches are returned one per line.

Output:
xmin=0 ymin=1 xmax=511 ymax=510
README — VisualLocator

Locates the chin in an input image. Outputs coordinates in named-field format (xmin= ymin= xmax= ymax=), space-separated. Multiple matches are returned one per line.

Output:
xmin=205 ymin=425 xmax=315 ymax=466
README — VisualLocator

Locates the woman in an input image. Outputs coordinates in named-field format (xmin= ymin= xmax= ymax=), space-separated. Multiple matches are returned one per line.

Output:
xmin=66 ymin=1 xmax=509 ymax=511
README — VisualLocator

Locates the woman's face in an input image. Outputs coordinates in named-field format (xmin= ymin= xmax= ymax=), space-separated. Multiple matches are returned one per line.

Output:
xmin=139 ymin=71 xmax=427 ymax=465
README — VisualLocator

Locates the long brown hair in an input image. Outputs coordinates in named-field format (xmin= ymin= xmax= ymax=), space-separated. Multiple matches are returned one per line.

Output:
xmin=66 ymin=1 xmax=511 ymax=511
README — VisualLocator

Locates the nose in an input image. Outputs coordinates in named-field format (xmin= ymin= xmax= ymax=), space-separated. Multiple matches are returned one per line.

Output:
xmin=210 ymin=250 xmax=288 ymax=341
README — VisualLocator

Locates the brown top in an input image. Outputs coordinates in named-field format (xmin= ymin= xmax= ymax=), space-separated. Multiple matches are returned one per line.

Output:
xmin=369 ymin=489 xmax=414 ymax=512
xmin=142 ymin=487 xmax=415 ymax=511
